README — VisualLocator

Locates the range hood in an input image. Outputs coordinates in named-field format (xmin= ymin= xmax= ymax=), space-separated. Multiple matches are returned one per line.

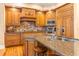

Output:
xmin=20 ymin=17 xmax=36 ymax=22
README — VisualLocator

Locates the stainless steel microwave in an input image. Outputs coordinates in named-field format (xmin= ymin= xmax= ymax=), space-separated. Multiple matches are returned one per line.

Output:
xmin=47 ymin=20 xmax=55 ymax=26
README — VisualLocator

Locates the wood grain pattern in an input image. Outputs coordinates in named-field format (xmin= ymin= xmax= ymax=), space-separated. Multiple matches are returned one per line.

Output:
xmin=36 ymin=12 xmax=45 ymax=26
xmin=45 ymin=10 xmax=56 ymax=25
xmin=56 ymin=3 xmax=74 ymax=38
xmin=45 ymin=11 xmax=56 ymax=19
xmin=5 ymin=7 xmax=20 ymax=26
xmin=5 ymin=33 xmax=21 ymax=47
xmin=4 ymin=46 xmax=23 ymax=56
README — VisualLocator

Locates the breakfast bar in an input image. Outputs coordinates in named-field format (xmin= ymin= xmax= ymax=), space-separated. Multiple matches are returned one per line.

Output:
xmin=35 ymin=34 xmax=74 ymax=56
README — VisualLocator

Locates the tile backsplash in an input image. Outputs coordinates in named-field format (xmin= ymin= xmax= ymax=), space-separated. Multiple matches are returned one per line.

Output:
xmin=6 ymin=21 xmax=45 ymax=33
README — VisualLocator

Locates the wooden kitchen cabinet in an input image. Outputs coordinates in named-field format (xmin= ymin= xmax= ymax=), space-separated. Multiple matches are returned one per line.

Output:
xmin=36 ymin=11 xmax=56 ymax=26
xmin=63 ymin=15 xmax=74 ymax=38
xmin=13 ymin=9 xmax=20 ymax=26
xmin=5 ymin=7 xmax=20 ymax=26
xmin=5 ymin=33 xmax=21 ymax=47
xmin=22 ymin=33 xmax=35 ymax=56
xmin=45 ymin=10 xmax=56 ymax=25
xmin=5 ymin=7 xmax=13 ymax=26
xmin=45 ymin=11 xmax=56 ymax=19
xmin=36 ymin=12 xmax=45 ymax=26
xmin=56 ymin=11 xmax=63 ymax=36
xmin=63 ymin=4 xmax=74 ymax=38
xmin=21 ymin=8 xmax=36 ymax=18
xmin=23 ymin=41 xmax=35 ymax=56
xmin=56 ymin=3 xmax=74 ymax=38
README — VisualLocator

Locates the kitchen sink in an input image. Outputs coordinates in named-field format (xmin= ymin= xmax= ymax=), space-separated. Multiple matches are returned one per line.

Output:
xmin=61 ymin=37 xmax=75 ymax=42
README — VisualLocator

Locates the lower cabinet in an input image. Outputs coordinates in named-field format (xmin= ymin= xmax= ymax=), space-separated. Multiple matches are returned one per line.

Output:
xmin=23 ymin=40 xmax=35 ymax=56
xmin=5 ymin=33 xmax=21 ymax=47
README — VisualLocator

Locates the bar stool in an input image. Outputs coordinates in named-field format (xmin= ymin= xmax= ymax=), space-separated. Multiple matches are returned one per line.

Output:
xmin=34 ymin=42 xmax=47 ymax=56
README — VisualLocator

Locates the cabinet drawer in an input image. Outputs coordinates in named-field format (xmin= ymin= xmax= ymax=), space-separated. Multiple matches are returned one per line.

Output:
xmin=5 ymin=7 xmax=20 ymax=26
xmin=5 ymin=34 xmax=20 ymax=41
xmin=5 ymin=40 xmax=20 ymax=47
xmin=5 ymin=33 xmax=21 ymax=47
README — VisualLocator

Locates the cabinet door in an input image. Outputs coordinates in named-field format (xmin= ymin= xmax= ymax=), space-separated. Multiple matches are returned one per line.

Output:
xmin=45 ymin=11 xmax=56 ymax=25
xmin=62 ymin=8 xmax=74 ymax=38
xmin=56 ymin=11 xmax=63 ymax=36
xmin=12 ymin=8 xmax=20 ymax=26
xmin=56 ymin=3 xmax=74 ymax=38
xmin=28 ymin=41 xmax=34 ymax=56
xmin=6 ymin=8 xmax=13 ymax=26
xmin=23 ymin=41 xmax=34 ymax=56
xmin=36 ymin=12 xmax=45 ymax=26
xmin=45 ymin=11 xmax=56 ymax=19
xmin=63 ymin=16 xmax=73 ymax=38
xmin=5 ymin=7 xmax=20 ymax=26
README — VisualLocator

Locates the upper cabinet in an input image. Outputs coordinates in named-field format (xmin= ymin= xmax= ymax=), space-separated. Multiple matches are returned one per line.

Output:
xmin=45 ymin=11 xmax=56 ymax=25
xmin=56 ymin=3 xmax=74 ymax=38
xmin=45 ymin=11 xmax=56 ymax=19
xmin=21 ymin=8 xmax=36 ymax=18
xmin=5 ymin=7 xmax=36 ymax=26
xmin=36 ymin=12 xmax=45 ymax=26
xmin=5 ymin=7 xmax=20 ymax=26
xmin=36 ymin=11 xmax=56 ymax=26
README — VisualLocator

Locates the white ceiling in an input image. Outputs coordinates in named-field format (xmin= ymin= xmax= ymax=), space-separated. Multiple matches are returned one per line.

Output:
xmin=26 ymin=3 xmax=58 ymax=10
xmin=26 ymin=3 xmax=58 ymax=7
xmin=5 ymin=3 xmax=66 ymax=11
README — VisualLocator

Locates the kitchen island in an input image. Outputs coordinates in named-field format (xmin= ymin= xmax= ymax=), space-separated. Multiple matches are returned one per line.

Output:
xmin=22 ymin=32 xmax=75 ymax=56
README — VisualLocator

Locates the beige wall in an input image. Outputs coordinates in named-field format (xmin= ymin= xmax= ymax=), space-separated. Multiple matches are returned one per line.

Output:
xmin=74 ymin=3 xmax=79 ymax=56
xmin=74 ymin=3 xmax=79 ymax=39
xmin=0 ymin=4 xmax=5 ymax=49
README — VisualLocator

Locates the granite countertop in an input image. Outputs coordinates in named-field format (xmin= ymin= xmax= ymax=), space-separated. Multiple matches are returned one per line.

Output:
xmin=34 ymin=34 xmax=75 ymax=56
xmin=5 ymin=31 xmax=45 ymax=34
